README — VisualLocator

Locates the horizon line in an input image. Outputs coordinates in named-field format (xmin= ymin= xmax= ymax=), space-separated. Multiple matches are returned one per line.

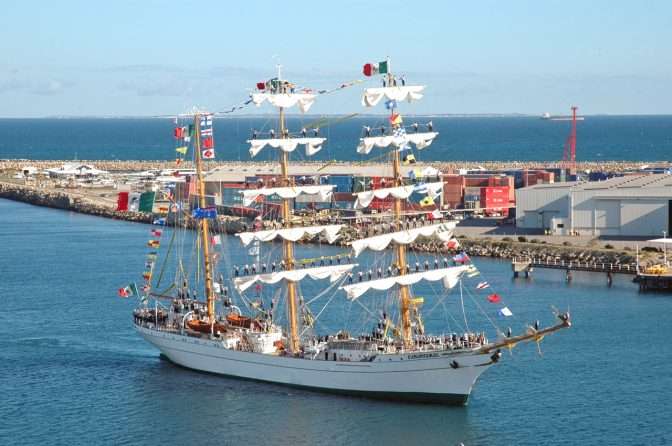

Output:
xmin=2 ymin=112 xmax=672 ymax=119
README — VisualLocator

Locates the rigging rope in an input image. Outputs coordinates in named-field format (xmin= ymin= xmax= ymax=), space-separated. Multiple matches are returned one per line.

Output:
xmin=154 ymin=226 xmax=177 ymax=288
xmin=459 ymin=280 xmax=470 ymax=332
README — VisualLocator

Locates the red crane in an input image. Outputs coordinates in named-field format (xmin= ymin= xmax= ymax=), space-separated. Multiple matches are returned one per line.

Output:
xmin=562 ymin=106 xmax=578 ymax=173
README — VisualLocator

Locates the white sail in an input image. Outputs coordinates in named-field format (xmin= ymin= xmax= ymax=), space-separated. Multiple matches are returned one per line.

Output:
xmin=234 ymin=263 xmax=357 ymax=292
xmin=242 ymin=185 xmax=334 ymax=207
xmin=362 ymin=86 xmax=425 ymax=107
xmin=356 ymin=132 xmax=438 ymax=155
xmin=341 ymin=265 xmax=468 ymax=300
xmin=354 ymin=182 xmax=444 ymax=209
xmin=351 ymin=222 xmax=456 ymax=257
xmin=251 ymin=93 xmax=316 ymax=113
xmin=248 ymin=137 xmax=326 ymax=158
xmin=237 ymin=224 xmax=343 ymax=247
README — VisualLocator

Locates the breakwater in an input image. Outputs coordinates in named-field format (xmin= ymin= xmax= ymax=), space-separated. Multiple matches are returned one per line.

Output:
xmin=0 ymin=182 xmax=153 ymax=223
xmin=411 ymin=237 xmax=648 ymax=267
xmin=0 ymin=181 xmax=247 ymax=233
xmin=1 ymin=159 xmax=669 ymax=174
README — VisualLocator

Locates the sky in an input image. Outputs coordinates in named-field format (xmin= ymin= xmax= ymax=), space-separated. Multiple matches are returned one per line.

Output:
xmin=1 ymin=0 xmax=671 ymax=117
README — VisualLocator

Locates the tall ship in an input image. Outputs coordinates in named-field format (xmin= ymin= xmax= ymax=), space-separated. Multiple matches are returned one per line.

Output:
xmin=129 ymin=61 xmax=571 ymax=404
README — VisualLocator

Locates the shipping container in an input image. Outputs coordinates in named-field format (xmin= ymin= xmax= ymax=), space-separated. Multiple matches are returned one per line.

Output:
xmin=333 ymin=192 xmax=355 ymax=202
xmin=219 ymin=188 xmax=244 ymax=206
xmin=480 ymin=186 xmax=510 ymax=216
xmin=332 ymin=200 xmax=354 ymax=210
xmin=353 ymin=176 xmax=372 ymax=193
xmin=369 ymin=197 xmax=395 ymax=211
xmin=327 ymin=175 xmax=353 ymax=193
xmin=244 ymin=176 xmax=262 ymax=184
xmin=588 ymin=172 xmax=609 ymax=182
xmin=464 ymin=186 xmax=481 ymax=197
xmin=464 ymin=177 xmax=489 ymax=187
xmin=443 ymin=175 xmax=465 ymax=185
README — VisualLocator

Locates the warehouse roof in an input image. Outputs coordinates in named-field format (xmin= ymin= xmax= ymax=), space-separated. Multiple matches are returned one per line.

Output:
xmin=522 ymin=174 xmax=672 ymax=197
xmin=520 ymin=174 xmax=672 ymax=193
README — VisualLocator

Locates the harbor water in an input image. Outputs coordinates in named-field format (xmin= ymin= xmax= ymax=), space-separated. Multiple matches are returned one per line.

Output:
xmin=1 ymin=199 xmax=671 ymax=445
xmin=1 ymin=115 xmax=672 ymax=162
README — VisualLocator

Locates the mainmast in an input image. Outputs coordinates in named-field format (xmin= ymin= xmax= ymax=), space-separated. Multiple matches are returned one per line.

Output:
xmin=385 ymin=61 xmax=413 ymax=349
xmin=193 ymin=112 xmax=216 ymax=323
xmin=242 ymin=69 xmax=328 ymax=353
xmin=277 ymin=66 xmax=301 ymax=354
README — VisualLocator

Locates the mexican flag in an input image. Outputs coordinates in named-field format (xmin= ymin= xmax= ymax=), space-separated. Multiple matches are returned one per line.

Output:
xmin=362 ymin=60 xmax=389 ymax=77
xmin=118 ymin=283 xmax=139 ymax=298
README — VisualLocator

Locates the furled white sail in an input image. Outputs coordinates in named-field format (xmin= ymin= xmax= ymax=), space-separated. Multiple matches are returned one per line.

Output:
xmin=248 ymin=138 xmax=326 ymax=158
xmin=341 ymin=265 xmax=468 ymax=300
xmin=354 ymin=185 xmax=414 ymax=209
xmin=251 ymin=93 xmax=316 ymax=113
xmin=356 ymin=132 xmax=438 ymax=155
xmin=242 ymin=185 xmax=334 ymax=207
xmin=354 ymin=182 xmax=444 ymax=209
xmin=237 ymin=224 xmax=343 ymax=247
xmin=234 ymin=263 xmax=357 ymax=292
xmin=351 ymin=222 xmax=456 ymax=257
xmin=362 ymin=86 xmax=425 ymax=107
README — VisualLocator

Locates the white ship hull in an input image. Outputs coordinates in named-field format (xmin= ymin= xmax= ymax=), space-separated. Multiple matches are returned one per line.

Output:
xmin=137 ymin=325 xmax=495 ymax=404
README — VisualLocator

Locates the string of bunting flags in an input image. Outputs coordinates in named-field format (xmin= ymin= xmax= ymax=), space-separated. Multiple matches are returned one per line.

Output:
xmin=118 ymin=222 xmax=164 ymax=301
xmin=444 ymin=239 xmax=514 ymax=318
xmin=211 ymin=78 xmax=364 ymax=115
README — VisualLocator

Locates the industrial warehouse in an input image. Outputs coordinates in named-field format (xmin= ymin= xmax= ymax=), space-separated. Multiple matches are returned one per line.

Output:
xmin=516 ymin=174 xmax=672 ymax=237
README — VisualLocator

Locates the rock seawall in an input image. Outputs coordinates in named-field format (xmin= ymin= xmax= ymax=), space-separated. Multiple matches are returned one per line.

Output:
xmin=0 ymin=182 xmax=250 ymax=232
xmin=0 ymin=182 xmax=153 ymax=223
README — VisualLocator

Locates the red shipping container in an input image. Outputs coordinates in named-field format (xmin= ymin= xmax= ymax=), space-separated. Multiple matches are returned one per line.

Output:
xmin=443 ymin=175 xmax=465 ymax=185
xmin=443 ymin=184 xmax=464 ymax=195
xmin=464 ymin=177 xmax=489 ymax=187
xmin=480 ymin=187 xmax=510 ymax=210
xmin=334 ymin=192 xmax=355 ymax=202
xmin=523 ymin=173 xmax=538 ymax=187
xmin=221 ymin=181 xmax=245 ymax=188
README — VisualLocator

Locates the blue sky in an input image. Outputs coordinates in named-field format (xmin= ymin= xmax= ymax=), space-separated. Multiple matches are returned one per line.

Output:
xmin=1 ymin=0 xmax=670 ymax=117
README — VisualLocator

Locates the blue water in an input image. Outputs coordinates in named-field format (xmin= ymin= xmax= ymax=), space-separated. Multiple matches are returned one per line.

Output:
xmin=1 ymin=199 xmax=671 ymax=445
xmin=1 ymin=115 xmax=671 ymax=162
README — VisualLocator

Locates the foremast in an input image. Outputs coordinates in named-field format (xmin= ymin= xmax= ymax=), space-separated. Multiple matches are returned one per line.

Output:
xmin=193 ymin=112 xmax=216 ymax=323
xmin=360 ymin=59 xmax=433 ymax=349
xmin=389 ymin=107 xmax=413 ymax=348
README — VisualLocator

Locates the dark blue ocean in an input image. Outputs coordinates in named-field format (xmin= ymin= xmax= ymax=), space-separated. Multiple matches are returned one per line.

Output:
xmin=1 ymin=115 xmax=671 ymax=162
xmin=1 ymin=199 xmax=671 ymax=445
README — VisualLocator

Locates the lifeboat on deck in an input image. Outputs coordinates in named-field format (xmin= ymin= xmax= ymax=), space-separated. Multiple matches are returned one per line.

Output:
xmin=226 ymin=313 xmax=262 ymax=330
xmin=186 ymin=319 xmax=227 ymax=334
